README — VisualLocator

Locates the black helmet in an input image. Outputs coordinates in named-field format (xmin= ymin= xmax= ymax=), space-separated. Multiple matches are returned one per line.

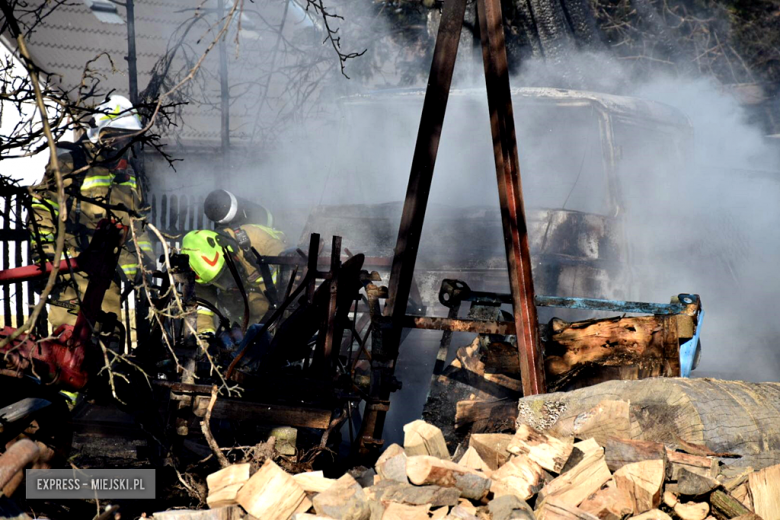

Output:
xmin=204 ymin=189 xmax=274 ymax=228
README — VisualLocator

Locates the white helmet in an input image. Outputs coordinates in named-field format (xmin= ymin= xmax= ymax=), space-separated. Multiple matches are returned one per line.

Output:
xmin=87 ymin=94 xmax=143 ymax=143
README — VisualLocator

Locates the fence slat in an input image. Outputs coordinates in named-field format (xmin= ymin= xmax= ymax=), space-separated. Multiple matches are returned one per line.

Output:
xmin=14 ymin=196 xmax=24 ymax=328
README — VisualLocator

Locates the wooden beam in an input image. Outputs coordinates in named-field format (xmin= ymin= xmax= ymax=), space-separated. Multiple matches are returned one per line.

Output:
xmin=192 ymin=396 xmax=332 ymax=430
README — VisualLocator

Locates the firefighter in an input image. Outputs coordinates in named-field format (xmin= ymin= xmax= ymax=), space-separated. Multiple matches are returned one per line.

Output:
xmin=181 ymin=220 xmax=286 ymax=338
xmin=28 ymin=94 xmax=155 ymax=329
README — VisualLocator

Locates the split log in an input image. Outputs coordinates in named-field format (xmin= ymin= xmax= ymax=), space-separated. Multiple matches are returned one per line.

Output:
xmin=206 ymin=464 xmax=251 ymax=494
xmin=430 ymin=507 xmax=449 ymax=520
xmin=676 ymin=468 xmax=719 ymax=496
xmin=709 ymin=490 xmax=751 ymax=519
xmin=666 ymin=449 xmax=718 ymax=480
xmin=673 ymin=502 xmax=709 ymax=520
xmin=489 ymin=454 xmax=545 ymax=501
xmin=236 ymin=459 xmax=306 ymax=520
xmin=312 ymin=474 xmax=370 ymax=520
xmin=469 ymin=433 xmax=513 ymax=470
xmin=293 ymin=471 xmax=337 ymax=493
xmin=508 ymin=424 xmax=574 ymax=473
xmin=152 ymin=507 xmax=245 ymax=520
xmin=663 ymin=491 xmax=678 ymax=508
xmin=447 ymin=504 xmax=479 ymax=519
xmin=488 ymin=495 xmax=534 ymax=520
xmin=405 ymin=456 xmax=491 ymax=500
xmin=729 ymin=483 xmax=753 ymax=511
xmin=403 ymin=420 xmax=450 ymax=460
xmin=574 ymin=439 xmax=601 ymax=457
xmin=456 ymin=446 xmax=493 ymax=476
xmin=747 ymin=463 xmax=780 ymax=520
xmin=544 ymin=314 xmax=681 ymax=391
xmin=570 ymin=401 xmax=631 ymax=445
xmin=375 ymin=444 xmax=408 ymax=484
xmin=537 ymin=447 xmax=611 ymax=509
xmin=206 ymin=483 xmax=244 ymax=509
xmin=381 ymin=503 xmax=430 ymax=520
xmin=366 ymin=480 xmax=460 ymax=507
xmin=455 ymin=400 xmax=518 ymax=431
xmin=515 ymin=379 xmax=780 ymax=458
xmin=613 ymin=460 xmax=665 ymax=514
xmin=604 ymin=438 xmax=666 ymax=473
xmin=631 ymin=511 xmax=672 ymax=520
xmin=578 ymin=486 xmax=633 ymax=520
xmin=536 ymin=499 xmax=600 ymax=520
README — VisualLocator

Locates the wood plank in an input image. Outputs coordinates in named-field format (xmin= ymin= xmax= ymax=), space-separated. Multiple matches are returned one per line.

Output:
xmin=614 ymin=460 xmax=665 ymax=514
xmin=192 ymin=395 xmax=332 ymax=429
xmin=537 ymin=447 xmax=612 ymax=509
xmin=403 ymin=420 xmax=450 ymax=460
xmin=469 ymin=433 xmax=512 ymax=470
xmin=405 ymin=455 xmax=491 ymax=500
xmin=236 ymin=459 xmax=306 ymax=520
xmin=508 ymin=424 xmax=574 ymax=474
xmin=489 ymin=454 xmax=544 ymax=501
xmin=747 ymin=463 xmax=780 ymax=520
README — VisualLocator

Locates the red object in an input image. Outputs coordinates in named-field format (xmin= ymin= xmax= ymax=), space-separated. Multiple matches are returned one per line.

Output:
xmin=0 ymin=220 xmax=126 ymax=391
xmin=202 ymin=252 xmax=219 ymax=267
xmin=0 ymin=258 xmax=80 ymax=285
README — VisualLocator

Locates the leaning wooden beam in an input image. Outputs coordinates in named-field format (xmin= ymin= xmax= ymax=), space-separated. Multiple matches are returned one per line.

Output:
xmin=192 ymin=396 xmax=333 ymax=430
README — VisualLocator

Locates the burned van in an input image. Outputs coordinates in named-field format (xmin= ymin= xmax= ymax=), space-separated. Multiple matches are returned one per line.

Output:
xmin=300 ymin=87 xmax=693 ymax=308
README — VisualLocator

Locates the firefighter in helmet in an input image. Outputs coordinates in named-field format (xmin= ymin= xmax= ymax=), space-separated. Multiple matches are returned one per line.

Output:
xmin=182 ymin=190 xmax=286 ymax=337
xmin=28 ymin=94 xmax=155 ymax=329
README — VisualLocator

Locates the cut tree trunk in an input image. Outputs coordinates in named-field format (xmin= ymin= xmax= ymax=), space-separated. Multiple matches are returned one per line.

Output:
xmin=406 ymin=455 xmax=492 ymax=500
xmin=515 ymin=378 xmax=780 ymax=460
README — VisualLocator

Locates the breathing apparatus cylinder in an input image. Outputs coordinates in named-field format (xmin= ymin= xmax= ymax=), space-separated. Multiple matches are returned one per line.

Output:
xmin=204 ymin=189 xmax=274 ymax=228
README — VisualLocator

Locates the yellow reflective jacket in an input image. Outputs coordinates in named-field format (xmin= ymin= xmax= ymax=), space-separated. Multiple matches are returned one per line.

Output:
xmin=28 ymin=141 xmax=154 ymax=279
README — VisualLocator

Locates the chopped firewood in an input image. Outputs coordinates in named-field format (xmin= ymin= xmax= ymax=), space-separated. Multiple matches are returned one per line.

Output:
xmin=489 ymin=454 xmax=544 ymax=501
xmin=236 ymin=459 xmax=306 ymax=520
xmin=571 ymin=401 xmax=631 ymax=446
xmin=604 ymin=438 xmax=666 ymax=473
xmin=456 ymin=446 xmax=493 ymax=476
xmin=537 ymin=447 xmax=611 ymax=509
xmin=469 ymin=434 xmax=513 ymax=470
xmin=455 ymin=400 xmax=519 ymax=430
xmin=375 ymin=444 xmax=408 ymax=484
xmin=403 ymin=420 xmax=450 ymax=460
xmin=366 ymin=480 xmax=460 ymax=507
xmin=447 ymin=504 xmax=480 ymax=520
xmin=722 ymin=469 xmax=753 ymax=492
xmin=456 ymin=499 xmax=477 ymax=515
xmin=295 ymin=497 xmax=313 ymax=515
xmin=487 ymin=495 xmax=534 ymax=520
xmin=206 ymin=464 xmax=251 ymax=494
xmin=729 ymin=482 xmax=753 ymax=511
xmin=613 ymin=459 xmax=664 ymax=514
xmin=731 ymin=514 xmax=762 ymax=520
xmin=293 ymin=471 xmax=337 ymax=493
xmin=508 ymin=424 xmax=574 ymax=474
xmin=710 ymin=490 xmax=751 ymax=518
xmin=676 ymin=468 xmax=720 ymax=496
xmin=666 ymin=449 xmax=718 ymax=480
xmin=578 ymin=485 xmax=633 ymax=520
xmin=406 ymin=456 xmax=491 ymax=500
xmin=573 ymin=439 xmax=601 ymax=456
xmin=312 ymin=474 xmax=370 ymax=520
xmin=292 ymin=515 xmax=339 ymax=520
xmin=206 ymin=483 xmax=244 ymax=509
xmin=536 ymin=499 xmax=600 ymax=520
xmin=381 ymin=502 xmax=430 ymax=520
xmin=747 ymin=463 xmax=780 ymax=520
xmin=430 ymin=506 xmax=449 ymax=520
xmin=673 ymin=502 xmax=710 ymax=520
xmin=662 ymin=491 xmax=678 ymax=508
xmin=349 ymin=467 xmax=377 ymax=488
xmin=630 ymin=510 xmax=672 ymax=520
xmin=152 ymin=507 xmax=245 ymax=520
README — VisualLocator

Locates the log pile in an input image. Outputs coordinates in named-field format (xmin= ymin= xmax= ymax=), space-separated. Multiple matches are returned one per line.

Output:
xmin=152 ymin=418 xmax=777 ymax=519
